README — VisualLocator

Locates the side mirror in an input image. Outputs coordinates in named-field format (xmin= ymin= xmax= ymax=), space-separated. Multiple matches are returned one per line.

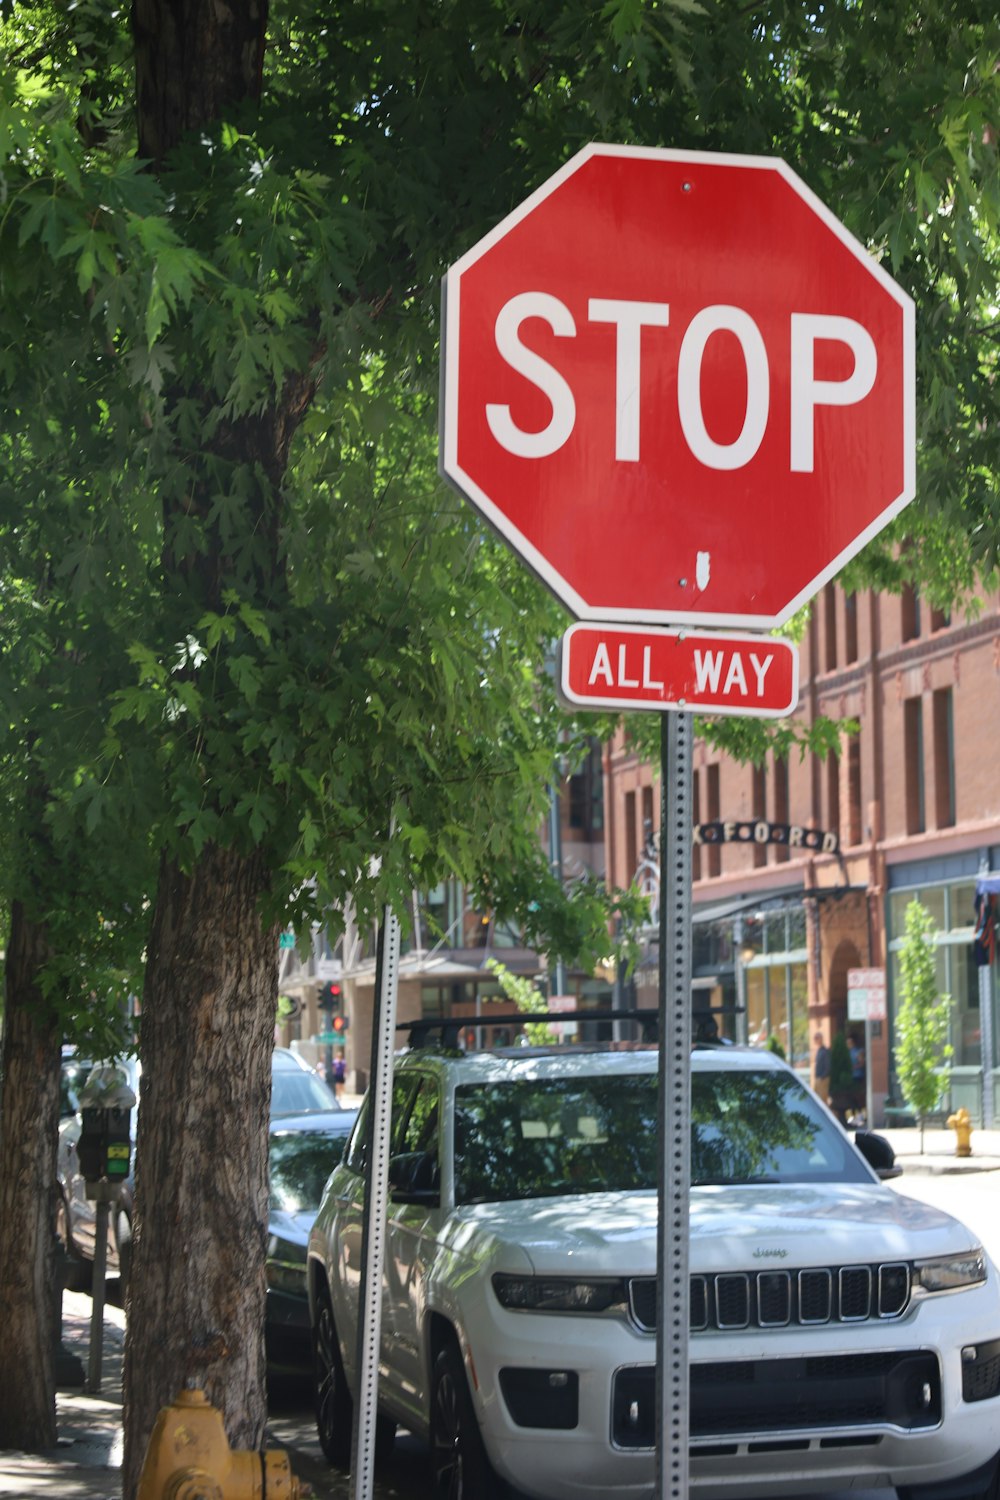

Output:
xmin=388 ymin=1150 xmax=440 ymax=1206
xmin=854 ymin=1129 xmax=902 ymax=1181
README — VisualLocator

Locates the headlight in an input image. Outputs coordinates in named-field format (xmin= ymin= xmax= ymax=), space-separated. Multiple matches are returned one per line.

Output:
xmin=493 ymin=1274 xmax=628 ymax=1314
xmin=266 ymin=1238 xmax=307 ymax=1296
xmin=913 ymin=1250 xmax=987 ymax=1294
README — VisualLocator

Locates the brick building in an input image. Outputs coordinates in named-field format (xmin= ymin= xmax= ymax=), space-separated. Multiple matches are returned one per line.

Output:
xmin=605 ymin=583 xmax=1000 ymax=1127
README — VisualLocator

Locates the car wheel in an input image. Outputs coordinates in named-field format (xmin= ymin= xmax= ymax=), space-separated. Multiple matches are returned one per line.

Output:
xmin=314 ymin=1287 xmax=352 ymax=1467
xmin=430 ymin=1341 xmax=505 ymax=1500
xmin=114 ymin=1207 xmax=133 ymax=1297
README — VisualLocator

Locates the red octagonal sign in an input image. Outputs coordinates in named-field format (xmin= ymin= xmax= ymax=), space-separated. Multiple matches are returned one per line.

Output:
xmin=441 ymin=145 xmax=915 ymax=628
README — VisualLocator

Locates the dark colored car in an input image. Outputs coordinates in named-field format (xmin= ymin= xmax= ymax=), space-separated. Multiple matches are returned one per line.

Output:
xmin=266 ymin=1108 xmax=358 ymax=1375
xmin=57 ymin=1046 xmax=342 ymax=1295
xmin=270 ymin=1047 xmax=340 ymax=1116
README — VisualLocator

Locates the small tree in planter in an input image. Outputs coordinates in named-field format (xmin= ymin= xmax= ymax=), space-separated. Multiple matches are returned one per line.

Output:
xmin=894 ymin=899 xmax=953 ymax=1153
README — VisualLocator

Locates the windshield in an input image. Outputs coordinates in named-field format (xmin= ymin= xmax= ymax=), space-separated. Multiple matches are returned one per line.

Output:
xmin=270 ymin=1067 xmax=338 ymax=1116
xmin=453 ymin=1068 xmax=871 ymax=1205
xmin=269 ymin=1126 xmax=352 ymax=1212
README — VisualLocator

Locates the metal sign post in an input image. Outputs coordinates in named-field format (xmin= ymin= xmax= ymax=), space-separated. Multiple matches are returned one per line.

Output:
xmin=351 ymin=906 xmax=401 ymax=1500
xmin=85 ymin=1184 xmax=119 ymax=1394
xmin=655 ymin=711 xmax=693 ymax=1500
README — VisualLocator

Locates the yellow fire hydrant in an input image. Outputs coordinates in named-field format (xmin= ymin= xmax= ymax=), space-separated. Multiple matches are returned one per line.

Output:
xmin=947 ymin=1107 xmax=973 ymax=1158
xmin=136 ymin=1387 xmax=301 ymax=1500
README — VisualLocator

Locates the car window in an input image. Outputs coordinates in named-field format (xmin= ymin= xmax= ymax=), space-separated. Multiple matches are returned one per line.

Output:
xmin=455 ymin=1075 xmax=659 ymax=1204
xmin=690 ymin=1068 xmax=869 ymax=1184
xmin=399 ymin=1077 xmax=439 ymax=1156
xmin=270 ymin=1067 xmax=339 ymax=1116
xmin=342 ymin=1072 xmax=421 ymax=1176
xmin=269 ymin=1125 xmax=353 ymax=1212
xmin=453 ymin=1068 xmax=871 ymax=1204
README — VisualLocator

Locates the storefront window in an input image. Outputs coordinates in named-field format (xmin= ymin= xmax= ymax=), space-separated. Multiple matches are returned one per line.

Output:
xmin=790 ymin=966 xmax=810 ymax=1073
xmin=888 ymin=882 xmax=985 ymax=1072
xmin=745 ymin=968 xmax=768 ymax=1047
xmin=952 ymin=942 xmax=980 ymax=1068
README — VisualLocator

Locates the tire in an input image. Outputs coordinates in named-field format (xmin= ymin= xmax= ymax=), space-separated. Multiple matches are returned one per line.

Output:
xmin=430 ymin=1341 xmax=505 ymax=1500
xmin=313 ymin=1287 xmax=353 ymax=1467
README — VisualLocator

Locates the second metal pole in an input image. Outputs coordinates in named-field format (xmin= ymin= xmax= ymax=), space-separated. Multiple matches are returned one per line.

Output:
xmin=655 ymin=709 xmax=693 ymax=1500
xmin=351 ymin=905 xmax=401 ymax=1500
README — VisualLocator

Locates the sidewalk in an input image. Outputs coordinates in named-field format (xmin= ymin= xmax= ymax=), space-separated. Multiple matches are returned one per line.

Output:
xmin=876 ymin=1123 xmax=1000 ymax=1174
xmin=0 ymin=1290 xmax=421 ymax=1500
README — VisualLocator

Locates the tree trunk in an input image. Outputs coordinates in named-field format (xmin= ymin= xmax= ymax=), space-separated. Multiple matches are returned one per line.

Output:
xmin=132 ymin=0 xmax=269 ymax=169
xmin=0 ymin=902 xmax=61 ymax=1449
xmin=121 ymin=845 xmax=279 ymax=1498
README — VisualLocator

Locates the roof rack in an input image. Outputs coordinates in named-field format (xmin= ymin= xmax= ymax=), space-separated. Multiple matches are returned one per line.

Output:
xmin=398 ymin=1008 xmax=660 ymax=1051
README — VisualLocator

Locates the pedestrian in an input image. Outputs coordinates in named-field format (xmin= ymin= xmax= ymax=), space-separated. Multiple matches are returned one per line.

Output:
xmin=812 ymin=1031 xmax=831 ymax=1103
xmin=847 ymin=1032 xmax=866 ymax=1120
xmin=333 ymin=1051 xmax=346 ymax=1099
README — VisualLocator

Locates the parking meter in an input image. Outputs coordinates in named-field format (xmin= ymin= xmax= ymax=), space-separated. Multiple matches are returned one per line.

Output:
xmin=76 ymin=1063 xmax=137 ymax=1394
xmin=77 ymin=1064 xmax=136 ymax=1184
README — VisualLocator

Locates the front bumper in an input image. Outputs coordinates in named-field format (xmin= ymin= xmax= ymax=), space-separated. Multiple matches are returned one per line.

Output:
xmin=463 ymin=1283 xmax=1000 ymax=1500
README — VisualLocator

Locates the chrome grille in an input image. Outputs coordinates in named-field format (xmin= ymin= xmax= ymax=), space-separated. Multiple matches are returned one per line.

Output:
xmin=629 ymin=1262 xmax=911 ymax=1333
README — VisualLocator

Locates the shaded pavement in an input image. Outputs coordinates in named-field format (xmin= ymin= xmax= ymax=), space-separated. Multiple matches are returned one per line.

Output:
xmin=0 ymin=1289 xmax=428 ymax=1499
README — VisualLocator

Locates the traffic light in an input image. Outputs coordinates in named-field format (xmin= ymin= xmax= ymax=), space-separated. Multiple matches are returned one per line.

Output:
xmin=332 ymin=1014 xmax=350 ymax=1035
xmin=318 ymin=981 xmax=342 ymax=1013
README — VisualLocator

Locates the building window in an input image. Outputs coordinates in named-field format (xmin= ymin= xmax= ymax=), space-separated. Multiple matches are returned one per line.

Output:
xmin=641 ymin=784 xmax=654 ymax=854
xmin=823 ymin=584 xmax=837 ymax=672
xmin=707 ymin=764 xmax=721 ymax=878
xmin=826 ymin=751 xmax=841 ymax=845
xmin=845 ymin=732 xmax=862 ymax=847
xmin=625 ymin=791 xmax=637 ymax=884
xmin=901 ymin=584 xmax=921 ymax=642
xmin=568 ymin=741 xmax=604 ymax=837
xmin=930 ymin=606 xmax=950 ymax=632
xmin=751 ymin=765 xmax=767 ymax=867
xmin=888 ymin=882 xmax=980 ymax=1071
xmin=743 ymin=908 xmax=810 ymax=1073
xmin=772 ymin=754 xmax=789 ymax=863
xmin=844 ymin=592 xmax=859 ymax=663
xmin=692 ymin=769 xmax=702 ymax=882
xmin=932 ymin=688 xmax=955 ymax=829
xmin=904 ymin=697 xmax=925 ymax=835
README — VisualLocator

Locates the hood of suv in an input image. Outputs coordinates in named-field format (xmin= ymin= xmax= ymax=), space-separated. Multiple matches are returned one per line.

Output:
xmin=455 ymin=1183 xmax=978 ymax=1278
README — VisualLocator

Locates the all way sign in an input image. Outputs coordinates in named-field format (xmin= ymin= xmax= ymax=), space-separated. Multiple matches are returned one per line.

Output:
xmin=560 ymin=622 xmax=798 ymax=717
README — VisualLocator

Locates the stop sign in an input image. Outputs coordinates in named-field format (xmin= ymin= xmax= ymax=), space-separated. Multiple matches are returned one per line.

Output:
xmin=441 ymin=144 xmax=914 ymax=628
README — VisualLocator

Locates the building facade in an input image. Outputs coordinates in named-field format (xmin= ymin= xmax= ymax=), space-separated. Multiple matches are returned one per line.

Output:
xmin=605 ymin=583 xmax=1000 ymax=1127
xmin=275 ymin=741 xmax=612 ymax=1090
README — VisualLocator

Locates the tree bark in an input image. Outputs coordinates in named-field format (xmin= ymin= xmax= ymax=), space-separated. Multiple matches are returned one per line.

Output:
xmin=132 ymin=0 xmax=269 ymax=168
xmin=121 ymin=845 xmax=279 ymax=1497
xmin=0 ymin=902 xmax=61 ymax=1449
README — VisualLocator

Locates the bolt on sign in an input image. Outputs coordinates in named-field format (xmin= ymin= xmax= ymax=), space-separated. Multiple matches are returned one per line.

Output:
xmin=441 ymin=143 xmax=915 ymax=632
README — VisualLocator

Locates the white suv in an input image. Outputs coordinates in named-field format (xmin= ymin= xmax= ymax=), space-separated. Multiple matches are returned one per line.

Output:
xmin=307 ymin=1032 xmax=1000 ymax=1500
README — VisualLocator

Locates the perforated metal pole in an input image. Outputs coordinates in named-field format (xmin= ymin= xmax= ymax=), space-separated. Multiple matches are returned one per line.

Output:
xmin=351 ymin=906 xmax=401 ymax=1500
xmin=86 ymin=1197 xmax=110 ymax=1394
xmin=655 ymin=710 xmax=692 ymax=1500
